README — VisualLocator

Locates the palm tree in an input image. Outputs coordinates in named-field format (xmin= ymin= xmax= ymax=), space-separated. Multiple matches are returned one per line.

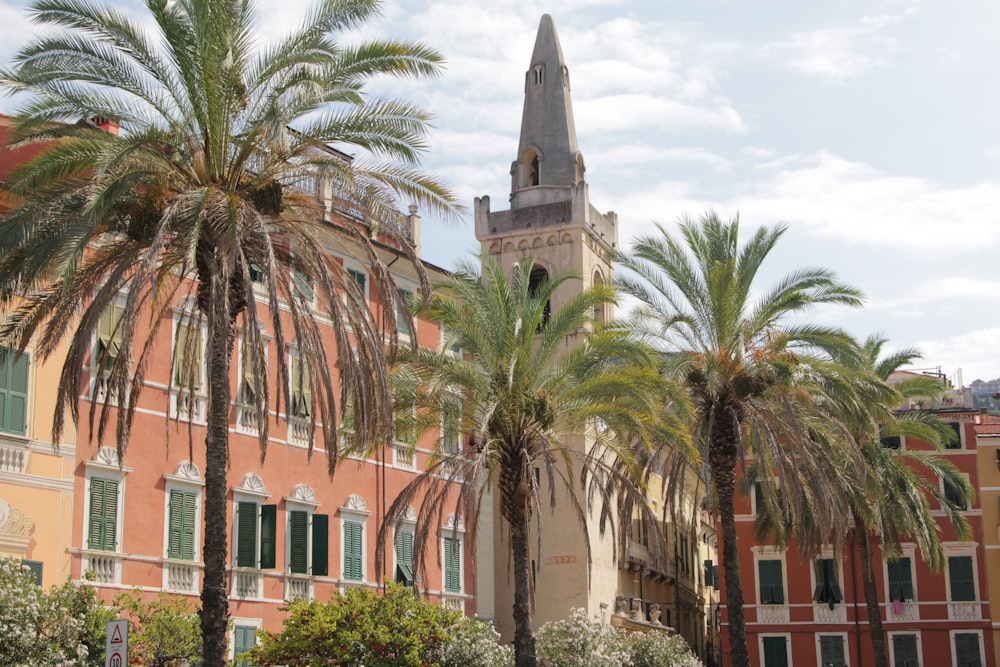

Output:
xmin=838 ymin=336 xmax=972 ymax=667
xmin=0 ymin=1 xmax=457 ymax=664
xmin=376 ymin=256 xmax=675 ymax=667
xmin=614 ymin=212 xmax=864 ymax=667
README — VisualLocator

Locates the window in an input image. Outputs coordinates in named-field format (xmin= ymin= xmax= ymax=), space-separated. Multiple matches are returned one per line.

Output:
xmin=173 ymin=321 xmax=203 ymax=391
xmin=235 ymin=501 xmax=276 ymax=569
xmin=758 ymin=559 xmax=784 ymax=604
xmin=88 ymin=477 xmax=120 ymax=551
xmin=442 ymin=394 xmax=461 ymax=455
xmin=288 ymin=510 xmax=328 ymax=576
xmin=343 ymin=520 xmax=364 ymax=581
xmin=231 ymin=622 xmax=259 ymax=667
xmin=345 ymin=268 xmax=368 ymax=316
xmin=240 ymin=342 xmax=261 ymax=407
xmin=891 ymin=634 xmax=919 ymax=667
xmin=945 ymin=422 xmax=962 ymax=449
xmin=395 ymin=529 xmax=415 ymax=587
xmin=813 ymin=559 xmax=843 ymax=607
xmin=761 ymin=636 xmax=789 ymax=667
xmin=22 ymin=560 xmax=42 ymax=586
xmin=396 ymin=288 xmax=413 ymax=337
xmin=880 ymin=429 xmax=901 ymax=449
xmin=0 ymin=347 xmax=29 ymax=436
xmin=527 ymin=266 xmax=550 ymax=330
xmin=443 ymin=536 xmax=462 ymax=593
xmin=753 ymin=482 xmax=765 ymax=515
xmin=95 ymin=302 xmax=124 ymax=385
xmin=289 ymin=352 xmax=312 ymax=419
xmin=943 ymin=477 xmax=968 ymax=510
xmin=395 ymin=403 xmax=416 ymax=446
xmin=954 ymin=632 xmax=982 ymax=667
xmin=887 ymin=558 xmax=913 ymax=602
xmin=292 ymin=266 xmax=314 ymax=304
xmin=819 ymin=635 xmax=846 ymax=667
xmin=948 ymin=555 xmax=975 ymax=601
xmin=704 ymin=559 xmax=719 ymax=588
xmin=167 ymin=490 xmax=197 ymax=560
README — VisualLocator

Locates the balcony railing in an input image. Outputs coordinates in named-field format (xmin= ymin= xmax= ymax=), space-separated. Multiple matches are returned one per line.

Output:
xmin=237 ymin=403 xmax=260 ymax=435
xmin=948 ymin=601 xmax=981 ymax=621
xmin=284 ymin=575 xmax=312 ymax=600
xmin=441 ymin=594 xmax=464 ymax=611
xmin=287 ymin=416 xmax=311 ymax=447
xmin=171 ymin=388 xmax=206 ymax=422
xmin=813 ymin=603 xmax=847 ymax=623
xmin=886 ymin=600 xmax=918 ymax=622
xmin=84 ymin=552 xmax=122 ymax=584
xmin=0 ymin=444 xmax=27 ymax=473
xmin=757 ymin=604 xmax=790 ymax=624
xmin=165 ymin=561 xmax=199 ymax=593
xmin=232 ymin=569 xmax=262 ymax=599
xmin=394 ymin=443 xmax=416 ymax=470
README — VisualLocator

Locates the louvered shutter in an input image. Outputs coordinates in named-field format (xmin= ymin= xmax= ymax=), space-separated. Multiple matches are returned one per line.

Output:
xmin=820 ymin=636 xmax=845 ymax=667
xmin=312 ymin=514 xmax=328 ymax=576
xmin=762 ymin=636 xmax=787 ymax=667
xmin=260 ymin=504 xmax=276 ymax=569
xmin=89 ymin=478 xmax=118 ymax=551
xmin=955 ymin=633 xmax=982 ymax=667
xmin=289 ymin=511 xmax=308 ymax=574
xmin=444 ymin=537 xmax=461 ymax=593
xmin=344 ymin=522 xmax=363 ymax=581
xmin=5 ymin=351 xmax=28 ymax=436
xmin=888 ymin=558 xmax=913 ymax=601
xmin=949 ymin=556 xmax=975 ymax=601
xmin=168 ymin=490 xmax=196 ymax=560
xmin=236 ymin=502 xmax=257 ymax=567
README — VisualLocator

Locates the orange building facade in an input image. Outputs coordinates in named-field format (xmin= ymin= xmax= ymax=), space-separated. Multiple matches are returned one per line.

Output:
xmin=720 ymin=408 xmax=995 ymax=667
xmin=1 ymin=115 xmax=473 ymax=661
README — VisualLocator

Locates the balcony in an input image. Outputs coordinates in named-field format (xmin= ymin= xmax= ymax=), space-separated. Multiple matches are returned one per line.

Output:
xmin=231 ymin=569 xmax=262 ymax=599
xmin=0 ymin=444 xmax=27 ymax=473
xmin=164 ymin=560 xmax=199 ymax=593
xmin=441 ymin=594 xmax=464 ymax=611
xmin=170 ymin=388 xmax=206 ymax=423
xmin=236 ymin=403 xmax=260 ymax=436
xmin=393 ymin=443 xmax=416 ymax=470
xmin=813 ymin=603 xmax=847 ymax=623
xmin=757 ymin=604 xmax=790 ymax=624
xmin=84 ymin=552 xmax=122 ymax=584
xmin=948 ymin=601 xmax=981 ymax=621
xmin=284 ymin=575 xmax=312 ymax=600
xmin=287 ymin=416 xmax=311 ymax=447
xmin=885 ymin=600 xmax=918 ymax=622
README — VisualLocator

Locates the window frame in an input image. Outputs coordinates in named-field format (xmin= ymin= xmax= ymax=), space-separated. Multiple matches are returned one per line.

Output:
xmin=441 ymin=514 xmax=465 ymax=596
xmin=812 ymin=557 xmax=844 ymax=607
xmin=886 ymin=555 xmax=915 ymax=603
xmin=757 ymin=556 xmax=786 ymax=605
xmin=83 ymin=448 xmax=130 ymax=555
xmin=284 ymin=485 xmax=327 ymax=579
xmin=0 ymin=345 xmax=30 ymax=437
xmin=817 ymin=633 xmax=848 ymax=667
xmin=338 ymin=495 xmax=370 ymax=585
xmin=760 ymin=634 xmax=790 ymax=667
xmin=947 ymin=553 xmax=977 ymax=602
xmin=950 ymin=630 xmax=984 ymax=667
xmin=163 ymin=464 xmax=203 ymax=562
xmin=232 ymin=475 xmax=275 ymax=571
xmin=888 ymin=632 xmax=921 ymax=667
xmin=230 ymin=618 xmax=262 ymax=666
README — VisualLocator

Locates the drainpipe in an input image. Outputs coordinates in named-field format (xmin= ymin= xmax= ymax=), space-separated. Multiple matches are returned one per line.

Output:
xmin=850 ymin=533 xmax=863 ymax=667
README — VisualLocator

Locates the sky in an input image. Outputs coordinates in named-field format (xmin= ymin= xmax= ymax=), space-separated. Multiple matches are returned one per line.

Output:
xmin=0 ymin=0 xmax=998 ymax=382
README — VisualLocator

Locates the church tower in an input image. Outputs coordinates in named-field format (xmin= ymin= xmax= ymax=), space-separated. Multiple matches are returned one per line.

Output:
xmin=474 ymin=14 xmax=621 ymax=637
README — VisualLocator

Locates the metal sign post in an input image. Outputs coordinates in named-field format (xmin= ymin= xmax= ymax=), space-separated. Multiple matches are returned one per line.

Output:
xmin=105 ymin=619 xmax=128 ymax=667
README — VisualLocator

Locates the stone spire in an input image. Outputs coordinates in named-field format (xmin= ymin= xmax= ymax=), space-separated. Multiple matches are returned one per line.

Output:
xmin=510 ymin=14 xmax=584 ymax=209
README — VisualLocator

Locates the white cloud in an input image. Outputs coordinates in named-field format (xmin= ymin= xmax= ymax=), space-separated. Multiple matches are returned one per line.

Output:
xmin=914 ymin=328 xmax=1000 ymax=386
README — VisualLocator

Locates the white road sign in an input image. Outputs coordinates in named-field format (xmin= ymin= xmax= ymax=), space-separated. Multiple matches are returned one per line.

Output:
xmin=105 ymin=619 xmax=128 ymax=667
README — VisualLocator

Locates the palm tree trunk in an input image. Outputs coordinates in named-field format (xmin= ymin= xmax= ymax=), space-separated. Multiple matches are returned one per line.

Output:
xmin=200 ymin=253 xmax=236 ymax=667
xmin=854 ymin=510 xmax=889 ymax=667
xmin=710 ymin=409 xmax=749 ymax=667
xmin=510 ymin=500 xmax=537 ymax=667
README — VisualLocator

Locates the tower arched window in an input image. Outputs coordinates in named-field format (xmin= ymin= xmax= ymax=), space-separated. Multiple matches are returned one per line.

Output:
xmin=528 ymin=265 xmax=551 ymax=331
xmin=533 ymin=64 xmax=543 ymax=86
xmin=592 ymin=271 xmax=607 ymax=325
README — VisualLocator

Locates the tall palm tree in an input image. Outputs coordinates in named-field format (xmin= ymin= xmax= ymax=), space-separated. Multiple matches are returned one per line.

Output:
xmin=615 ymin=212 xmax=864 ymax=667
xmin=376 ymin=256 xmax=677 ymax=667
xmin=838 ymin=336 xmax=972 ymax=667
xmin=0 ymin=1 xmax=457 ymax=664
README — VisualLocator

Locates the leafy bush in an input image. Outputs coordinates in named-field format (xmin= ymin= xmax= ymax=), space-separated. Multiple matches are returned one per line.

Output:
xmin=626 ymin=629 xmax=704 ymax=667
xmin=114 ymin=589 xmax=202 ymax=667
xmin=0 ymin=557 xmax=89 ymax=666
xmin=442 ymin=617 xmax=513 ymax=667
xmin=536 ymin=608 xmax=630 ymax=667
xmin=248 ymin=582 xmax=462 ymax=666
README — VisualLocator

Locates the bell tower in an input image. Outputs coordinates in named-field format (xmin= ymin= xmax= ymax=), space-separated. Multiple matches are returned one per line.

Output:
xmin=474 ymin=14 xmax=620 ymax=637
xmin=475 ymin=14 xmax=617 ymax=319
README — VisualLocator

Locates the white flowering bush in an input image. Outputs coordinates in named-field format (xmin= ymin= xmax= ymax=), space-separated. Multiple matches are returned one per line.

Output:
xmin=0 ymin=557 xmax=88 ymax=666
xmin=627 ymin=629 xmax=704 ymax=667
xmin=536 ymin=608 xmax=630 ymax=667
xmin=442 ymin=617 xmax=514 ymax=667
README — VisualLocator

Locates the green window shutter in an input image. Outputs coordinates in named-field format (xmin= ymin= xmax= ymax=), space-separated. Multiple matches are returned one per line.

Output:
xmin=344 ymin=521 xmax=363 ymax=581
xmin=814 ymin=559 xmax=842 ymax=604
xmin=236 ymin=502 xmax=257 ymax=567
xmin=289 ymin=511 xmax=308 ymax=574
xmin=312 ymin=514 xmax=328 ymax=576
xmin=396 ymin=289 xmax=412 ymax=336
xmin=89 ymin=478 xmax=118 ymax=551
xmin=175 ymin=323 xmax=203 ymax=390
xmin=0 ymin=348 xmax=28 ymax=436
xmin=259 ymin=504 xmax=276 ymax=569
xmin=888 ymin=558 xmax=913 ymax=601
xmin=290 ymin=356 xmax=312 ymax=418
xmin=444 ymin=536 xmax=461 ymax=593
xmin=892 ymin=635 xmax=919 ymax=667
xmin=233 ymin=625 xmax=256 ymax=666
xmin=949 ymin=556 xmax=975 ymax=601
xmin=762 ymin=636 xmax=788 ymax=667
xmin=168 ymin=490 xmax=197 ymax=560
xmin=820 ymin=636 xmax=846 ymax=667
xmin=22 ymin=560 xmax=42 ymax=585
xmin=955 ymin=633 xmax=982 ymax=667
xmin=442 ymin=396 xmax=461 ymax=454
xmin=759 ymin=560 xmax=784 ymax=604
xmin=396 ymin=531 xmax=414 ymax=568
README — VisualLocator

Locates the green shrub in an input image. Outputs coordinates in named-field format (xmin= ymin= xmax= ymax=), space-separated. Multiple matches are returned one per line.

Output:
xmin=442 ymin=617 xmax=513 ymax=667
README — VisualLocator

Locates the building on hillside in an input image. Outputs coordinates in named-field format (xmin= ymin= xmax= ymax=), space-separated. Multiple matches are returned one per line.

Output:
xmin=721 ymin=401 xmax=996 ymax=667
xmin=0 ymin=115 xmax=77 ymax=589
xmin=474 ymin=15 xmax=717 ymax=663
xmin=0 ymin=115 xmax=473 ymax=662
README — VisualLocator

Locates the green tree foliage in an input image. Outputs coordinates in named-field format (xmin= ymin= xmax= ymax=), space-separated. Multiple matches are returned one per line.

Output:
xmin=248 ymin=582 xmax=461 ymax=667
xmin=114 ymin=589 xmax=202 ymax=667
xmin=0 ymin=557 xmax=108 ymax=667
xmin=0 ymin=0 xmax=457 ymax=664
xmin=441 ymin=618 xmax=513 ymax=667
